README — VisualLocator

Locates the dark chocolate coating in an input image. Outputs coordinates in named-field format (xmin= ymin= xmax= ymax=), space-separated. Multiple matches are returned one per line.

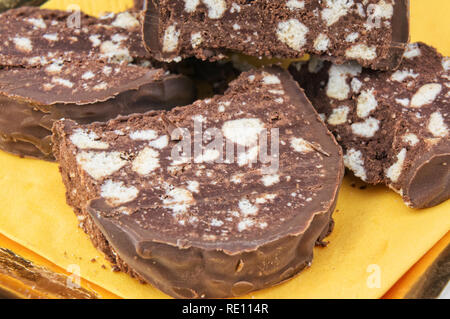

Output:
xmin=87 ymin=196 xmax=335 ymax=298
xmin=53 ymin=67 xmax=344 ymax=298
xmin=289 ymin=42 xmax=449 ymax=209
xmin=0 ymin=64 xmax=195 ymax=161
xmin=402 ymin=142 xmax=449 ymax=208
xmin=143 ymin=0 xmax=409 ymax=70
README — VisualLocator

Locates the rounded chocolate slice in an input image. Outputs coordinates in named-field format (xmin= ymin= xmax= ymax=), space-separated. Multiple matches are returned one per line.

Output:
xmin=0 ymin=61 xmax=195 ymax=160
xmin=53 ymin=67 xmax=344 ymax=298
xmin=289 ymin=42 xmax=449 ymax=209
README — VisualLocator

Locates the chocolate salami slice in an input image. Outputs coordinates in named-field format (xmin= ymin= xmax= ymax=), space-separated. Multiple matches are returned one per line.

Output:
xmin=0 ymin=7 xmax=150 ymax=67
xmin=289 ymin=42 xmax=449 ymax=209
xmin=143 ymin=0 xmax=409 ymax=70
xmin=167 ymin=57 xmax=241 ymax=96
xmin=0 ymin=62 xmax=195 ymax=160
xmin=52 ymin=67 xmax=344 ymax=298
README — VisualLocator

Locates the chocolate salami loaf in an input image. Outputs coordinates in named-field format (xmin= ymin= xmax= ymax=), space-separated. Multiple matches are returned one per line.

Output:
xmin=52 ymin=67 xmax=344 ymax=298
xmin=0 ymin=7 xmax=150 ymax=67
xmin=289 ymin=42 xmax=449 ymax=208
xmin=143 ymin=0 xmax=409 ymax=70
xmin=0 ymin=62 xmax=195 ymax=160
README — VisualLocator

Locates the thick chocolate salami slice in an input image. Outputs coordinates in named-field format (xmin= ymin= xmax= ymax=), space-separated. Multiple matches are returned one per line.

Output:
xmin=289 ymin=42 xmax=449 ymax=208
xmin=52 ymin=67 xmax=344 ymax=298
xmin=0 ymin=62 xmax=195 ymax=160
xmin=143 ymin=0 xmax=409 ymax=70
xmin=0 ymin=7 xmax=150 ymax=67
